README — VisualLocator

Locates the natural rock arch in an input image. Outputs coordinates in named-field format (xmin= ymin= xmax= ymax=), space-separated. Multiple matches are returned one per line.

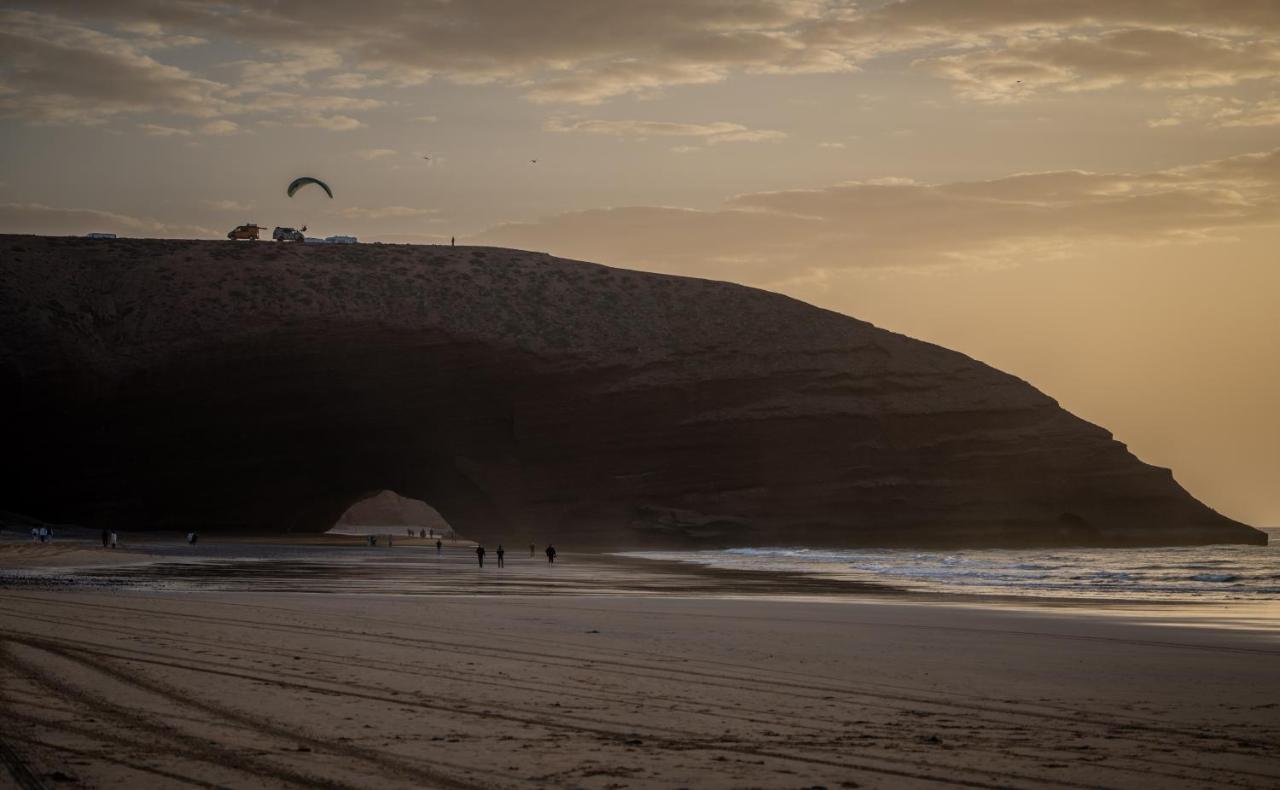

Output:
xmin=0 ymin=235 xmax=1264 ymax=548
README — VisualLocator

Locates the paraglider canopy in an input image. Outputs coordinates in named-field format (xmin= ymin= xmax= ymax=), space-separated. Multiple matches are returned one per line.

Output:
xmin=287 ymin=176 xmax=333 ymax=199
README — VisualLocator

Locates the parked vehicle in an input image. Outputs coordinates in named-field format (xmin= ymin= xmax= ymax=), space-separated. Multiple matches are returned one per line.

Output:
xmin=85 ymin=232 xmax=117 ymax=239
xmin=272 ymin=225 xmax=306 ymax=242
xmin=326 ymin=235 xmax=357 ymax=244
xmin=227 ymin=224 xmax=264 ymax=240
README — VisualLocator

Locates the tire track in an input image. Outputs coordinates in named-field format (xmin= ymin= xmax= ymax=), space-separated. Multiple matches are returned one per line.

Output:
xmin=7 ymin=605 xmax=1276 ymax=788
xmin=0 ymin=632 xmax=1131 ymax=790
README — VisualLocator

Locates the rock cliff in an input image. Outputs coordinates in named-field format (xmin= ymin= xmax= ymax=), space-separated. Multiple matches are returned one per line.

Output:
xmin=0 ymin=235 xmax=1264 ymax=547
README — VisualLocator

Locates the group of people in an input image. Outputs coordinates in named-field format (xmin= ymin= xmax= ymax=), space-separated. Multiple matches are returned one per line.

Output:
xmin=30 ymin=526 xmax=52 ymax=543
xmin=474 ymin=543 xmax=556 ymax=568
xmin=99 ymin=528 xmax=120 ymax=548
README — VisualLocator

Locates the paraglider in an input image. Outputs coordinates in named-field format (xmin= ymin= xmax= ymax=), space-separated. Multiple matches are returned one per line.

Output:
xmin=286 ymin=176 xmax=333 ymax=199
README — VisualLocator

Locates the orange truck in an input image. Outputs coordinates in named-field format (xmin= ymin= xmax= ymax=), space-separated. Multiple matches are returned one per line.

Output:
xmin=227 ymin=224 xmax=265 ymax=240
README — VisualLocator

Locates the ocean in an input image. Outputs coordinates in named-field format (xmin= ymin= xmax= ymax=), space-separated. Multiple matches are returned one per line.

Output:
xmin=620 ymin=527 xmax=1280 ymax=602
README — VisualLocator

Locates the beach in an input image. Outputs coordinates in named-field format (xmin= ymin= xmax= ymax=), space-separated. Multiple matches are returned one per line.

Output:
xmin=2 ymin=540 xmax=1278 ymax=789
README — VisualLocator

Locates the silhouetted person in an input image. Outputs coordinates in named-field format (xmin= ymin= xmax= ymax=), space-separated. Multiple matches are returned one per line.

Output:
xmin=101 ymin=528 xmax=110 ymax=548
xmin=496 ymin=544 xmax=505 ymax=568
xmin=420 ymin=529 xmax=426 ymax=539
xmin=110 ymin=530 xmax=118 ymax=549
xmin=545 ymin=545 xmax=557 ymax=564
xmin=476 ymin=545 xmax=486 ymax=567
xmin=451 ymin=236 xmax=455 ymax=246
xmin=436 ymin=538 xmax=443 ymax=555
xmin=529 ymin=543 xmax=535 ymax=557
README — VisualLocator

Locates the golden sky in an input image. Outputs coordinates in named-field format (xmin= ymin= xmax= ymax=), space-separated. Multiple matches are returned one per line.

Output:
xmin=2 ymin=1 xmax=1277 ymax=523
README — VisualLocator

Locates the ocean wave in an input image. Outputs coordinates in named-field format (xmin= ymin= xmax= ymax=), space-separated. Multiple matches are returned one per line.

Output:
xmin=622 ymin=536 xmax=1278 ymax=602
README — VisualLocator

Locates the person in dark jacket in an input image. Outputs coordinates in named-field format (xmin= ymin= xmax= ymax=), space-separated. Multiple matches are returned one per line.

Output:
xmin=545 ymin=545 xmax=557 ymax=564
xmin=496 ymin=544 xmax=505 ymax=568
xmin=475 ymin=545 xmax=486 ymax=567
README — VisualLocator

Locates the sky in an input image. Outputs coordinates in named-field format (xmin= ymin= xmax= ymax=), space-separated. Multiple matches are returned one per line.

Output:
xmin=1 ymin=1 xmax=1277 ymax=524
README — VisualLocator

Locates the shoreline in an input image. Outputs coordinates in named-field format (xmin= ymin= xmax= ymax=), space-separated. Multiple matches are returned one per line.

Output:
xmin=2 ymin=535 xmax=1277 ymax=634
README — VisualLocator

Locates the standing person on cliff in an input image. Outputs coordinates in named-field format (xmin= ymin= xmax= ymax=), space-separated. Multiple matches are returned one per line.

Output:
xmin=475 ymin=545 xmax=486 ymax=567
xmin=545 ymin=545 xmax=557 ymax=564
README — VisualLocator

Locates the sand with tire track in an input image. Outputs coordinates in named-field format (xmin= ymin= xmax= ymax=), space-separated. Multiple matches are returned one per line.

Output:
xmin=1 ymin=570 xmax=1278 ymax=789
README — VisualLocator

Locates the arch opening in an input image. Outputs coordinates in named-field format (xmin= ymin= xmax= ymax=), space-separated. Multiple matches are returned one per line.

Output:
xmin=328 ymin=490 xmax=457 ymax=540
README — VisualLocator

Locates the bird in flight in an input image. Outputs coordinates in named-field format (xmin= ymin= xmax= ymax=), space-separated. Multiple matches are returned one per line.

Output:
xmin=530 ymin=159 xmax=538 ymax=164
xmin=422 ymin=155 xmax=431 ymax=161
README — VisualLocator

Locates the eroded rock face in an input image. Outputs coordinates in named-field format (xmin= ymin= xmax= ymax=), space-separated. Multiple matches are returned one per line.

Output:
xmin=0 ymin=235 xmax=1264 ymax=547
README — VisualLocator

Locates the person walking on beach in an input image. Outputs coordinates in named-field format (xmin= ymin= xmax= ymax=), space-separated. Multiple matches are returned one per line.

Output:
xmin=101 ymin=528 xmax=110 ymax=549
xmin=496 ymin=544 xmax=505 ymax=568
xmin=436 ymin=538 xmax=443 ymax=555
xmin=475 ymin=545 xmax=486 ymax=567
xmin=545 ymin=544 xmax=557 ymax=564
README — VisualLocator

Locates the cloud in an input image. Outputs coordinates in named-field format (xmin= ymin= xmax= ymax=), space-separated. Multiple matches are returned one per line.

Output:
xmin=0 ymin=202 xmax=217 ymax=238
xmin=818 ymin=141 xmax=846 ymax=149
xmin=11 ymin=1 xmax=1280 ymax=114
xmin=915 ymin=29 xmax=1280 ymax=103
xmin=200 ymin=119 xmax=239 ymax=135
xmin=546 ymin=117 xmax=785 ymax=143
xmin=0 ymin=10 xmax=231 ymax=124
xmin=203 ymin=199 xmax=251 ymax=212
xmin=1150 ymin=93 xmax=1280 ymax=128
xmin=335 ymin=206 xmax=437 ymax=219
xmin=294 ymin=114 xmax=364 ymax=131
xmin=476 ymin=148 xmax=1280 ymax=282
xmin=354 ymin=148 xmax=397 ymax=160
xmin=137 ymin=123 xmax=190 ymax=136
xmin=11 ymin=1 xmax=859 ymax=105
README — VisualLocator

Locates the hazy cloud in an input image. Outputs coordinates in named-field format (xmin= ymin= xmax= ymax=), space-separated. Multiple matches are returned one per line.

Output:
xmin=0 ymin=202 xmax=216 ymax=238
xmin=335 ymin=206 xmax=437 ymax=219
xmin=477 ymin=148 xmax=1280 ymax=281
xmin=916 ymin=29 xmax=1280 ymax=103
xmin=294 ymin=114 xmax=364 ymax=131
xmin=354 ymin=148 xmax=397 ymax=160
xmin=1150 ymin=93 xmax=1280 ymax=128
xmin=199 ymin=119 xmax=239 ymax=136
xmin=137 ymin=123 xmax=191 ymax=136
xmin=546 ymin=117 xmax=785 ymax=143
xmin=203 ymin=199 xmax=251 ymax=212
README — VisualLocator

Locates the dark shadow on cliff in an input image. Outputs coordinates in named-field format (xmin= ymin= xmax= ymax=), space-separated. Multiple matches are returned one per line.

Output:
xmin=0 ymin=235 xmax=1265 ymax=548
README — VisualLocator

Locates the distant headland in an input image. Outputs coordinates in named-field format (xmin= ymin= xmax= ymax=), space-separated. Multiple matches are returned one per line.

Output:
xmin=0 ymin=235 xmax=1264 ymax=548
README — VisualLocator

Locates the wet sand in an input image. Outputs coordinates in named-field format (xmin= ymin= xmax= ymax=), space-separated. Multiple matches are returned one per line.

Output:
xmin=2 ymin=539 xmax=1278 ymax=789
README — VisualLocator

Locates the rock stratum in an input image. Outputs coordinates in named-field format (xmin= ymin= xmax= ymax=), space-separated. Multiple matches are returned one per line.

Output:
xmin=0 ymin=235 xmax=1264 ymax=548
